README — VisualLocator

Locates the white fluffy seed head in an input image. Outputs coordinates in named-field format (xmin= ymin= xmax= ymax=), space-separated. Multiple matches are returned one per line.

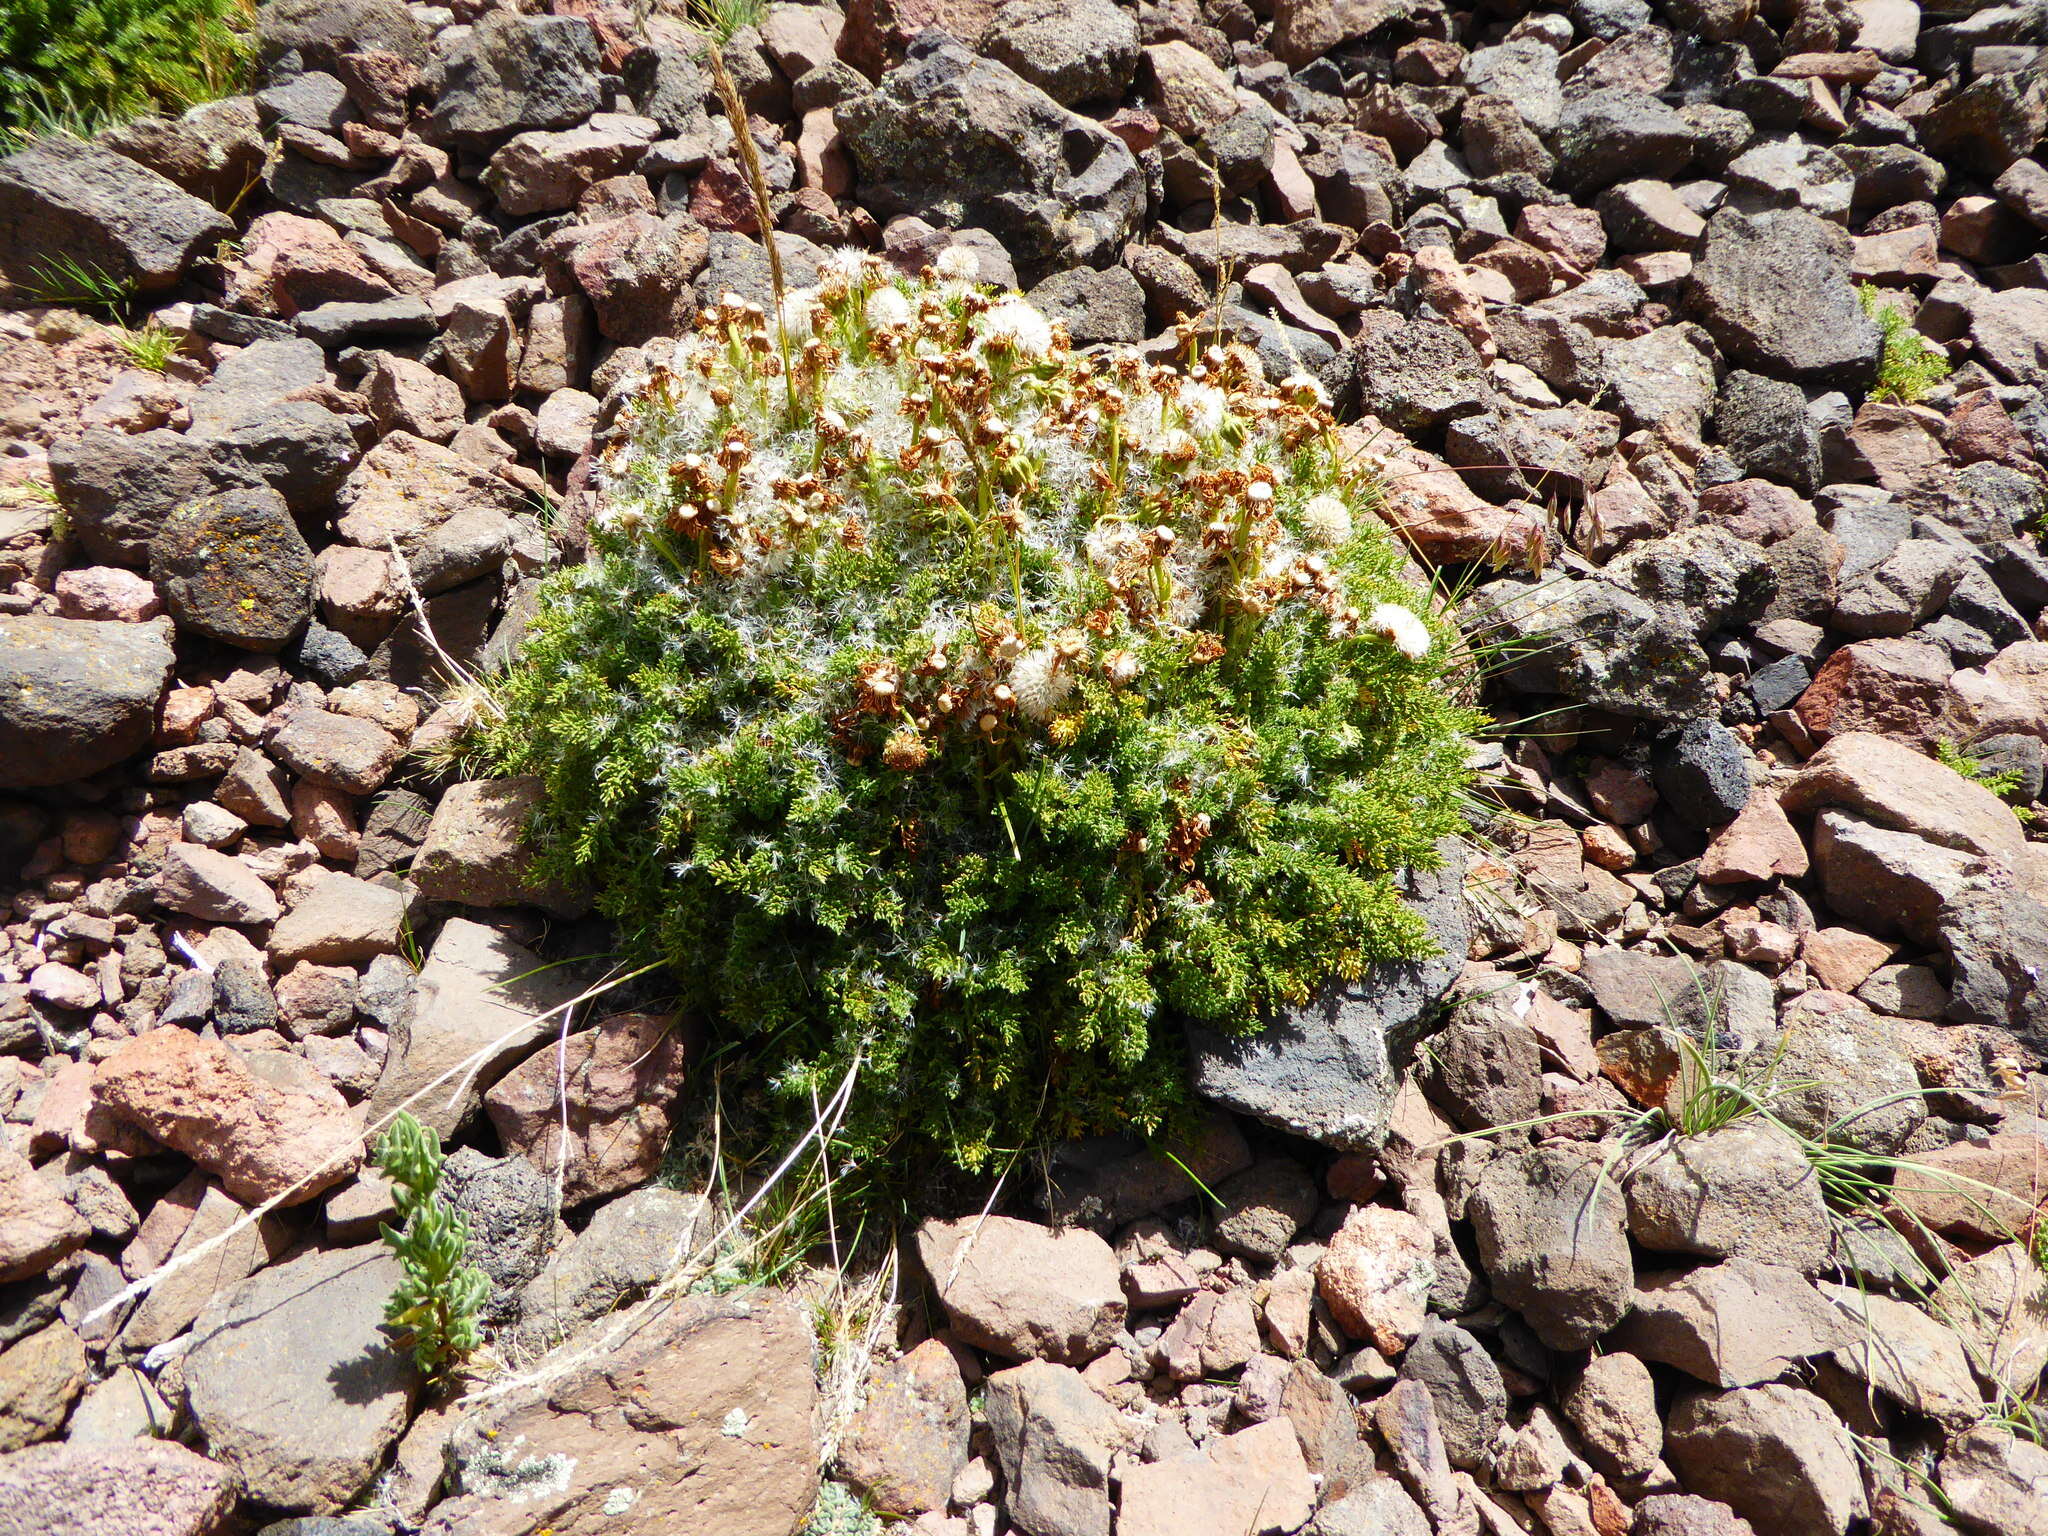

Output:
xmin=935 ymin=244 xmax=982 ymax=281
xmin=1368 ymin=603 xmax=1432 ymax=661
xmin=1301 ymin=495 xmax=1353 ymax=547
xmin=865 ymin=286 xmax=912 ymax=329
xmin=1009 ymin=647 xmax=1074 ymax=720
xmin=978 ymin=295 xmax=1054 ymax=357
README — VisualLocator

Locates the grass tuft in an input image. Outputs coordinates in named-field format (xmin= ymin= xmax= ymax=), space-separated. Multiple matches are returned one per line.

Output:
xmin=114 ymin=320 xmax=183 ymax=373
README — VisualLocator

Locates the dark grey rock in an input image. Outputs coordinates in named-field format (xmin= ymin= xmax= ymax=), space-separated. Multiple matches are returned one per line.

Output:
xmin=1417 ymin=991 xmax=1542 ymax=1135
xmin=836 ymin=33 xmax=1144 ymax=280
xmin=980 ymin=0 xmax=1141 ymax=108
xmin=295 ymin=297 xmax=436 ymax=348
xmin=1399 ymin=1319 xmax=1508 ymax=1472
xmin=0 ymin=135 xmax=231 ymax=294
xmin=192 ymin=303 xmax=299 ymax=347
xmin=1725 ymin=139 xmax=1854 ymax=223
xmin=514 ymin=1186 xmax=707 ymax=1343
xmin=1655 ymin=719 xmax=1754 ymax=828
xmin=213 ymin=957 xmax=278 ymax=1034
xmin=48 ymin=427 xmax=235 ymax=566
xmin=149 ymin=486 xmax=314 ymax=654
xmin=1713 ymin=371 xmax=1821 ymax=493
xmin=289 ymin=619 xmax=371 ymax=688
xmin=1187 ymin=840 xmax=1468 ymax=1150
xmin=0 ymin=617 xmax=174 ymax=789
xmin=256 ymin=0 xmax=426 ymax=72
xmin=427 ymin=12 xmax=603 ymax=149
xmin=1749 ymin=655 xmax=1811 ymax=713
xmin=186 ymin=336 xmax=331 ymax=439
xmin=213 ymin=401 xmax=360 ymax=513
xmin=1209 ymin=1158 xmax=1318 ymax=1265
xmin=1027 ymin=265 xmax=1145 ymax=345
xmin=619 ymin=45 xmax=712 ymax=137
xmin=1324 ymin=311 xmax=1495 ymax=434
xmin=256 ymin=70 xmax=356 ymax=132
xmin=1551 ymin=89 xmax=1693 ymax=195
xmin=1918 ymin=51 xmax=2048 ymax=177
xmin=439 ymin=1148 xmax=558 ymax=1323
xmin=1939 ymin=883 xmax=2048 ymax=1053
xmin=1478 ymin=575 xmax=1712 ymax=721
xmin=791 ymin=60 xmax=868 ymax=115
xmin=1686 ymin=208 xmax=1882 ymax=389
xmin=1470 ymin=1143 xmax=1634 ymax=1351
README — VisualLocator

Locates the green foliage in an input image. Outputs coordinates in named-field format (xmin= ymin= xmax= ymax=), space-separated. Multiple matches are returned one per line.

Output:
xmin=1935 ymin=737 xmax=2026 ymax=801
xmin=686 ymin=0 xmax=766 ymax=43
xmin=803 ymin=1482 xmax=883 ymax=1536
xmin=17 ymin=255 xmax=137 ymax=318
xmin=114 ymin=321 xmax=182 ymax=374
xmin=484 ymin=259 xmax=1480 ymax=1169
xmin=0 ymin=0 xmax=251 ymax=140
xmin=1858 ymin=283 xmax=1953 ymax=405
xmin=373 ymin=1111 xmax=489 ymax=1377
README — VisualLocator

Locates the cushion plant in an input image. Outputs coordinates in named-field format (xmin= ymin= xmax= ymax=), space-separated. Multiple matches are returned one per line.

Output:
xmin=482 ymin=249 xmax=1479 ymax=1168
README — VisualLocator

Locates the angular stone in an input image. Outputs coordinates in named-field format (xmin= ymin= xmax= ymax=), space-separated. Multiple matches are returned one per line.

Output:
xmin=513 ymin=1186 xmax=705 ymax=1343
xmin=184 ymin=1245 xmax=417 ymax=1513
xmin=1469 ymin=1143 xmax=1633 ymax=1350
xmin=1686 ymin=208 xmax=1881 ymax=389
xmin=1188 ymin=844 xmax=1465 ymax=1149
xmin=1810 ymin=811 xmax=1977 ymax=947
xmin=269 ymin=710 xmax=404 ymax=795
xmin=1666 ymin=1385 xmax=1867 ymax=1536
xmin=1940 ymin=1426 xmax=2048 ymax=1536
xmin=984 ymin=1360 xmax=1124 ymax=1536
xmin=1560 ymin=1352 xmax=1662 ymax=1481
xmin=836 ymin=33 xmax=1144 ymax=279
xmin=1782 ymin=731 xmax=2024 ymax=862
xmin=116 ymin=1178 xmax=290 ymax=1351
xmin=483 ymin=1012 xmax=689 ymax=1207
xmin=269 ymin=874 xmax=406 ymax=966
xmin=1317 ymin=1205 xmax=1436 ymax=1356
xmin=0 ymin=1145 xmax=89 ymax=1284
xmin=1930 ymin=1244 xmax=2048 ymax=1396
xmin=94 ymin=1028 xmax=363 ymax=1206
xmin=0 ymin=1438 xmax=238 ymax=1536
xmin=0 ymin=616 xmax=174 ymax=789
xmin=0 ymin=1321 xmax=84 ymax=1451
xmin=335 ymin=431 xmax=529 ymax=596
xmin=980 ymin=0 xmax=1141 ymax=107
xmin=431 ymin=1292 xmax=816 ymax=1536
xmin=1698 ymin=788 xmax=1809 ymax=884
xmin=917 ymin=1215 xmax=1123 ymax=1365
xmin=1626 ymin=1120 xmax=1833 ymax=1271
xmin=1614 ymin=1259 xmax=1856 ymax=1388
xmin=427 ymin=12 xmax=604 ymax=149
xmin=156 ymin=844 xmax=280 ymax=926
xmin=1398 ymin=1319 xmax=1507 ymax=1472
xmin=1795 ymin=636 xmax=1959 ymax=747
xmin=1817 ymin=1284 xmax=1981 ymax=1424
xmin=433 ymin=1148 xmax=554 ymax=1324
xmin=1119 ymin=1419 xmax=1317 ymax=1536
xmin=1890 ymin=1133 xmax=2048 ymax=1244
xmin=364 ymin=916 xmax=585 ymax=1136
xmin=836 ymin=1338 xmax=969 ymax=1517
xmin=414 ymin=777 xmax=583 ymax=914
xmin=0 ymin=136 xmax=231 ymax=293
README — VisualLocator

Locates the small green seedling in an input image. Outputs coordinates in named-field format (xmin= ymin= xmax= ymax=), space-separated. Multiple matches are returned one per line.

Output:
xmin=374 ymin=1110 xmax=489 ymax=1377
